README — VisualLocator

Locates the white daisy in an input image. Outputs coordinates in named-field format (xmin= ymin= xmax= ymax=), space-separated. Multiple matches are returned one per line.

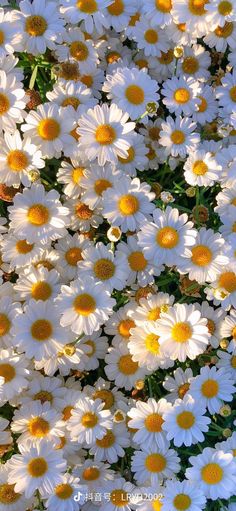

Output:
xmin=55 ymin=234 xmax=90 ymax=281
xmin=183 ymin=149 xmax=221 ymax=187
xmin=46 ymin=81 xmax=97 ymax=117
xmin=60 ymin=0 xmax=112 ymax=33
xmin=79 ymin=163 xmax=120 ymax=209
xmin=65 ymin=198 xmax=103 ymax=233
xmin=131 ymin=445 xmax=180 ymax=485
xmin=133 ymin=17 xmax=169 ymax=57
xmin=162 ymin=479 xmax=206 ymax=511
xmin=55 ymin=28 xmax=99 ymax=74
xmin=192 ymin=84 xmax=218 ymax=124
xmin=1 ymin=234 xmax=43 ymax=271
xmin=172 ymin=0 xmax=211 ymax=37
xmin=0 ymin=8 xmax=20 ymax=59
xmin=204 ymin=21 xmax=236 ymax=52
xmin=128 ymin=323 xmax=166 ymax=371
xmin=105 ymin=0 xmax=137 ymax=32
xmin=57 ymin=157 xmax=90 ymax=199
xmin=14 ymin=266 xmax=61 ymax=303
xmin=205 ymin=268 xmax=236 ymax=310
xmin=101 ymin=478 xmax=136 ymax=511
xmin=141 ymin=0 xmax=173 ymax=27
xmin=177 ymin=44 xmax=211 ymax=82
xmin=115 ymin=133 xmax=148 ymax=177
xmin=197 ymin=300 xmax=226 ymax=348
xmin=44 ymin=473 xmax=87 ymax=511
xmin=0 ymin=71 xmax=26 ymax=134
xmin=67 ymin=396 xmax=112 ymax=446
xmin=163 ymin=367 xmax=194 ymax=403
xmin=217 ymin=348 xmax=236 ymax=381
xmin=104 ymin=341 xmax=146 ymax=390
xmin=188 ymin=366 xmax=235 ymax=414
xmin=0 ymin=348 xmax=30 ymax=404
xmin=206 ymin=0 xmax=236 ymax=28
xmin=0 ymin=464 xmax=33 ymax=511
xmin=89 ymin=422 xmax=130 ymax=464
xmin=220 ymin=308 xmax=236 ymax=352
xmin=162 ymin=76 xmax=200 ymax=116
xmin=127 ymin=398 xmax=171 ymax=450
xmin=0 ymin=296 xmax=21 ymax=348
xmin=159 ymin=116 xmax=200 ymax=158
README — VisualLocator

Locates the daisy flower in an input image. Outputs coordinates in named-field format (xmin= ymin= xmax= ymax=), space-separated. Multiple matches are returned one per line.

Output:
xmin=7 ymin=439 xmax=66 ymax=498
xmin=172 ymin=0 xmax=211 ymax=37
xmin=102 ymin=176 xmax=155 ymax=233
xmin=183 ymin=149 xmax=221 ymax=187
xmin=192 ymin=84 xmax=218 ymax=124
xmin=76 ymin=459 xmax=114 ymax=492
xmin=103 ymin=67 xmax=159 ymax=121
xmin=44 ymin=473 xmax=87 ymax=511
xmin=89 ymin=422 xmax=130 ymax=463
xmin=204 ymin=21 xmax=236 ymax=52
xmin=56 ymin=158 xmax=89 ymax=200
xmin=188 ymin=366 xmax=235 ymax=414
xmin=220 ymin=308 xmax=236 ymax=351
xmin=101 ymin=478 xmax=135 ymax=511
xmin=55 ymin=28 xmax=99 ymax=74
xmin=21 ymin=103 xmax=75 ymax=159
xmin=162 ymin=479 xmax=206 ymax=511
xmin=0 ymin=464 xmax=33 ymax=511
xmin=131 ymin=445 xmax=180 ymax=485
xmin=8 ymin=184 xmax=69 ymax=245
xmin=163 ymin=367 xmax=194 ymax=403
xmin=186 ymin=447 xmax=236 ymax=500
xmin=84 ymin=376 xmax=126 ymax=412
xmin=1 ymin=234 xmax=43 ymax=271
xmin=114 ymin=133 xmax=148 ymax=177
xmin=47 ymin=81 xmax=97 ymax=117
xmin=197 ymin=300 xmax=226 ymax=348
xmin=0 ymin=8 xmax=20 ymax=58
xmin=57 ymin=275 xmax=115 ymax=335
xmin=0 ymin=71 xmax=26 ymax=134
xmin=67 ymin=396 xmax=112 ymax=445
xmin=155 ymin=303 xmax=210 ymax=362
xmin=133 ymin=17 xmax=169 ymax=57
xmin=129 ymin=292 xmax=174 ymax=326
xmin=128 ymin=323 xmax=166 ymax=372
xmin=79 ymin=163 xmax=120 ymax=209
xmin=20 ymin=373 xmax=66 ymax=409
xmin=206 ymin=0 xmax=236 ymax=28
xmin=205 ymin=268 xmax=236 ymax=310
xmin=162 ymin=76 xmax=200 ymax=116
xmin=104 ymin=303 xmax=137 ymax=345
xmin=105 ymin=0 xmax=137 ymax=32
xmin=137 ymin=206 xmax=197 ymax=267
xmin=141 ymin=0 xmax=173 ymax=27
xmin=0 ymin=296 xmax=21 ymax=348
xmin=104 ymin=341 xmax=146 ymax=390
xmin=217 ymin=348 xmax=236 ymax=381
xmin=177 ymin=44 xmax=211 ymax=82
xmin=0 ymin=348 xmax=30 ymax=404
xmin=159 ymin=116 xmax=200 ymax=158
xmin=127 ymin=398 xmax=171 ymax=450
xmin=14 ymin=266 xmax=61 ymax=302
xmin=216 ymin=70 xmax=236 ymax=115
xmin=65 ymin=198 xmax=103 ymax=233
xmin=76 ymin=103 xmax=135 ymax=167
xmin=60 ymin=0 xmax=112 ymax=33
xmin=55 ymin=234 xmax=90 ymax=281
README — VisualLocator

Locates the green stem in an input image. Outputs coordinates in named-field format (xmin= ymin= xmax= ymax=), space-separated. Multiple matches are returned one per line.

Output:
xmin=148 ymin=377 xmax=153 ymax=398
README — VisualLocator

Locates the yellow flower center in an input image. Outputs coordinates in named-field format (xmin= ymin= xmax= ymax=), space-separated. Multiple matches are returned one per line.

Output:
xmin=65 ymin=247 xmax=82 ymax=266
xmin=96 ymin=430 xmax=115 ymax=447
xmin=149 ymin=127 xmax=161 ymax=141
xmin=55 ymin=483 xmax=73 ymax=500
xmin=192 ymin=160 xmax=208 ymax=175
xmin=63 ymin=343 xmax=76 ymax=356
xmin=178 ymin=22 xmax=186 ymax=31
xmin=144 ymin=29 xmax=158 ymax=43
xmin=83 ymin=467 xmax=100 ymax=481
xmin=188 ymin=0 xmax=208 ymax=15
xmin=219 ymin=271 xmax=236 ymax=292
xmin=174 ymin=88 xmax=190 ymax=104
xmin=75 ymin=202 xmax=93 ymax=219
xmin=95 ymin=124 xmax=116 ymax=145
xmin=16 ymin=239 xmax=34 ymax=254
xmin=62 ymin=406 xmax=73 ymax=421
xmin=201 ymin=379 xmax=219 ymax=398
xmin=0 ymin=93 xmax=10 ymax=115
xmin=125 ymin=85 xmax=145 ymax=105
xmin=148 ymin=307 xmax=161 ymax=321
xmin=7 ymin=150 xmax=28 ymax=172
xmin=145 ymin=413 xmax=164 ymax=432
xmin=76 ymin=0 xmax=98 ymax=13
xmin=25 ymin=15 xmax=47 ymax=36
xmin=231 ymin=355 xmax=236 ymax=368
xmin=230 ymin=86 xmax=236 ymax=102
xmin=218 ymin=0 xmax=232 ymax=15
xmin=94 ymin=258 xmax=115 ymax=280
xmin=106 ymin=51 xmax=121 ymax=64
xmin=155 ymin=0 xmax=172 ymax=12
xmin=0 ymin=314 xmax=11 ymax=336
xmin=178 ymin=383 xmax=190 ymax=399
xmin=119 ymin=194 xmax=139 ymax=215
xmin=31 ymin=319 xmax=53 ymax=341
xmin=110 ymin=489 xmax=128 ymax=506
xmin=145 ymin=453 xmax=166 ymax=472
xmin=145 ymin=333 xmax=160 ymax=354
xmin=118 ymin=146 xmax=135 ymax=164
xmin=201 ymin=463 xmax=223 ymax=484
xmin=191 ymin=245 xmax=212 ymax=266
xmin=214 ymin=22 xmax=233 ymax=37
xmin=72 ymin=166 xmax=84 ymax=184
xmin=0 ymin=363 xmax=15 ymax=383
xmin=28 ymin=417 xmax=50 ymax=437
xmin=232 ymin=326 xmax=236 ymax=339
xmin=94 ymin=178 xmax=111 ymax=195
xmin=38 ymin=118 xmax=61 ymax=141
xmin=207 ymin=319 xmax=215 ymax=335
xmin=118 ymin=354 xmax=139 ymax=375
xmin=70 ymin=41 xmax=89 ymax=61
xmin=182 ymin=56 xmax=199 ymax=74
xmin=73 ymin=293 xmax=96 ymax=315
xmin=173 ymin=494 xmax=191 ymax=510
xmin=156 ymin=226 xmax=179 ymax=249
xmin=129 ymin=12 xmax=140 ymax=26
xmin=135 ymin=58 xmax=148 ymax=69
xmin=176 ymin=411 xmax=195 ymax=429
xmin=197 ymin=96 xmax=207 ymax=112
xmin=31 ymin=281 xmax=52 ymax=301
xmin=171 ymin=322 xmax=192 ymax=343
xmin=27 ymin=457 xmax=48 ymax=477
xmin=171 ymin=130 xmax=185 ymax=144
xmin=128 ymin=251 xmax=147 ymax=271
xmin=107 ymin=0 xmax=124 ymax=16
xmin=93 ymin=389 xmax=115 ymax=409
xmin=80 ymin=74 xmax=93 ymax=87
xmin=118 ymin=319 xmax=135 ymax=338
xmin=158 ymin=49 xmax=174 ymax=65
xmin=61 ymin=97 xmax=80 ymax=109
xmin=27 ymin=204 xmax=50 ymax=226
xmin=81 ymin=412 xmax=98 ymax=428
xmin=152 ymin=499 xmax=163 ymax=511
xmin=0 ymin=484 xmax=20 ymax=504
xmin=33 ymin=390 xmax=53 ymax=404
xmin=0 ymin=31 xmax=5 ymax=45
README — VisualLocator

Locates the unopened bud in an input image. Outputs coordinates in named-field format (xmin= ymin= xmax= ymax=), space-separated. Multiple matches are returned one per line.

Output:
xmin=114 ymin=410 xmax=126 ymax=423
xmin=135 ymin=379 xmax=145 ymax=390
xmin=174 ymin=46 xmax=184 ymax=59
xmin=107 ymin=226 xmax=122 ymax=242
xmin=219 ymin=405 xmax=231 ymax=417
xmin=220 ymin=339 xmax=229 ymax=349
xmin=28 ymin=170 xmax=40 ymax=182
xmin=222 ymin=428 xmax=232 ymax=438
xmin=186 ymin=186 xmax=196 ymax=197
xmin=146 ymin=102 xmax=158 ymax=115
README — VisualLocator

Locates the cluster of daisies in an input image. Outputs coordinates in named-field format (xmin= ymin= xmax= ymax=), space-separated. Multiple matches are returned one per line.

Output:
xmin=0 ymin=0 xmax=236 ymax=510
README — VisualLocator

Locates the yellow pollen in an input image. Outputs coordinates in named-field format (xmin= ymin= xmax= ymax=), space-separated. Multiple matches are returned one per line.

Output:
xmin=83 ymin=466 xmax=100 ymax=481
xmin=94 ymin=178 xmax=111 ymax=195
xmin=58 ymin=62 xmax=80 ymax=81
xmin=31 ymin=319 xmax=52 ymax=341
xmin=27 ymin=204 xmax=50 ymax=226
xmin=197 ymin=96 xmax=207 ymax=112
xmin=174 ymin=88 xmax=190 ymax=104
xmin=106 ymin=51 xmax=121 ymax=64
xmin=38 ymin=118 xmax=60 ymax=141
xmin=128 ymin=251 xmax=147 ymax=271
xmin=93 ymin=389 xmax=115 ymax=409
xmin=62 ymin=406 xmax=73 ymax=421
xmin=149 ymin=127 xmax=161 ymax=141
xmin=118 ymin=319 xmax=135 ymax=338
xmin=158 ymin=49 xmax=174 ymax=64
xmin=171 ymin=322 xmax=192 ymax=343
xmin=27 ymin=457 xmax=48 ymax=477
xmin=75 ymin=202 xmax=93 ymax=220
xmin=145 ymin=453 xmax=166 ymax=472
xmin=129 ymin=12 xmax=140 ymax=26
xmin=94 ymin=258 xmax=115 ymax=280
xmin=146 ymin=144 xmax=156 ymax=160
xmin=145 ymin=333 xmax=160 ymax=354
xmin=192 ymin=160 xmax=208 ymax=175
xmin=25 ymin=15 xmax=47 ymax=36
xmin=34 ymin=390 xmax=53 ymax=404
xmin=55 ymin=483 xmax=73 ymax=500
xmin=28 ymin=417 xmax=50 ymax=437
xmin=63 ymin=344 xmax=76 ymax=356
xmin=191 ymin=245 xmax=212 ymax=266
xmin=145 ymin=413 xmax=164 ymax=432
xmin=201 ymin=379 xmax=219 ymax=398
xmin=155 ymin=0 xmax=172 ymax=12
xmin=31 ymin=281 xmax=52 ymax=301
xmin=207 ymin=319 xmax=215 ymax=335
xmin=135 ymin=285 xmax=155 ymax=303
xmin=118 ymin=354 xmax=139 ymax=375
xmin=7 ymin=150 xmax=28 ymax=172
xmin=144 ymin=29 xmax=158 ymax=44
xmin=107 ymin=0 xmax=124 ymax=16
xmin=70 ymin=41 xmax=88 ymax=61
xmin=178 ymin=383 xmax=190 ymax=399
xmin=77 ymin=0 xmax=97 ymax=13
xmin=152 ymin=499 xmax=163 ymax=511
xmin=65 ymin=247 xmax=82 ymax=266
xmin=171 ymin=130 xmax=185 ymax=144
xmin=125 ymin=85 xmax=145 ymax=105
xmin=0 ymin=93 xmax=10 ymax=115
xmin=73 ymin=293 xmax=96 ymax=315
xmin=0 ymin=364 xmax=15 ymax=383
xmin=135 ymin=58 xmax=148 ymax=69
xmin=0 ymin=314 xmax=11 ymax=336
xmin=178 ymin=23 xmax=186 ymax=31
xmin=230 ymin=86 xmax=236 ymax=102
xmin=16 ymin=239 xmax=34 ymax=254
xmin=96 ymin=430 xmax=115 ymax=448
xmin=157 ymin=226 xmax=179 ymax=249
xmin=55 ymin=436 xmax=66 ymax=449
xmin=201 ymin=463 xmax=223 ymax=484
xmin=81 ymin=412 xmax=98 ymax=428
xmin=231 ymin=355 xmax=236 ymax=368
xmin=95 ymin=124 xmax=116 ymax=145
xmin=188 ymin=0 xmax=208 ymax=16
xmin=218 ymin=0 xmax=232 ymax=15
xmin=110 ymin=489 xmax=128 ymax=507
xmin=0 ymin=484 xmax=20 ymax=504
xmin=148 ymin=307 xmax=161 ymax=321
xmin=72 ymin=166 xmax=84 ymax=184
xmin=173 ymin=494 xmax=191 ymax=510
xmin=118 ymin=146 xmax=135 ymax=164
xmin=118 ymin=194 xmax=139 ymax=215
xmin=219 ymin=271 xmax=236 ymax=292
xmin=176 ymin=411 xmax=195 ymax=429
xmin=182 ymin=56 xmax=199 ymax=74
xmin=62 ymin=97 xmax=80 ymax=109
xmin=80 ymin=74 xmax=93 ymax=87
xmin=214 ymin=22 xmax=233 ymax=37
xmin=0 ymin=31 xmax=5 ymax=45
